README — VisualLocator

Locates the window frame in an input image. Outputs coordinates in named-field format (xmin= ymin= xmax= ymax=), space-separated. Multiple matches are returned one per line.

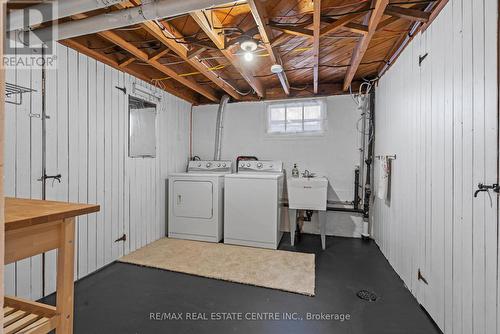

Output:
xmin=265 ymin=98 xmax=327 ymax=137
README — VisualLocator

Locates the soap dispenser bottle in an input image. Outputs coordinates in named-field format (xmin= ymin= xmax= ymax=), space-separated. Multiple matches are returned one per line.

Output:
xmin=292 ymin=164 xmax=299 ymax=177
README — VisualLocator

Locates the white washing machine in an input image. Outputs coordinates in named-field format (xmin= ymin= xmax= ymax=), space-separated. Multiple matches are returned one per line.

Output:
xmin=224 ymin=160 xmax=285 ymax=249
xmin=168 ymin=160 xmax=232 ymax=242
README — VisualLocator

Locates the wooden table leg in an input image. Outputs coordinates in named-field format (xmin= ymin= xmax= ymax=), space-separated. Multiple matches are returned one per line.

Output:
xmin=56 ymin=217 xmax=75 ymax=334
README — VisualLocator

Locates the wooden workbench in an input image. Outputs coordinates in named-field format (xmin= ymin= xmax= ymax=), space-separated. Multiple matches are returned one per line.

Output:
xmin=3 ymin=197 xmax=99 ymax=334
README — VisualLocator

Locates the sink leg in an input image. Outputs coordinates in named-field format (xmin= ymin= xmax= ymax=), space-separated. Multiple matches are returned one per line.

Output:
xmin=289 ymin=209 xmax=297 ymax=246
xmin=319 ymin=211 xmax=326 ymax=250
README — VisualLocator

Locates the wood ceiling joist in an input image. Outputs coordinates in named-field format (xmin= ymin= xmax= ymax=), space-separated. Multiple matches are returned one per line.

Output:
xmin=268 ymin=24 xmax=313 ymax=37
xmin=115 ymin=1 xmax=242 ymax=100
xmin=319 ymin=10 xmax=366 ymax=37
xmin=385 ymin=5 xmax=430 ymax=22
xmin=248 ymin=0 xmax=290 ymax=95
xmin=343 ymin=0 xmax=389 ymax=91
xmin=118 ymin=56 xmax=135 ymax=68
xmin=98 ymin=30 xmax=220 ymax=102
xmin=312 ymin=0 xmax=321 ymax=94
xmin=191 ymin=10 xmax=265 ymax=98
xmin=60 ymin=39 xmax=199 ymax=104
xmin=141 ymin=20 xmax=244 ymax=100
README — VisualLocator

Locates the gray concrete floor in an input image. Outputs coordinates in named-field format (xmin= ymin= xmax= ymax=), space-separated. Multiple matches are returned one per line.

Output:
xmin=42 ymin=234 xmax=441 ymax=334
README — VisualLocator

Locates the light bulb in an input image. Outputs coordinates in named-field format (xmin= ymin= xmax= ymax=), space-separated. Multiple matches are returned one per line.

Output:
xmin=244 ymin=52 xmax=254 ymax=62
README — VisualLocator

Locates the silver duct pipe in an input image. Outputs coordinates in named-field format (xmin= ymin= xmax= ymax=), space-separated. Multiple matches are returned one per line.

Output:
xmin=18 ymin=0 xmax=235 ymax=46
xmin=7 ymin=0 xmax=124 ymax=32
xmin=213 ymin=95 xmax=230 ymax=160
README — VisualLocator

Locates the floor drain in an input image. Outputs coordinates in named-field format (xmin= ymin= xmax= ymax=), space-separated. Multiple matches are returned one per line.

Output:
xmin=357 ymin=290 xmax=378 ymax=302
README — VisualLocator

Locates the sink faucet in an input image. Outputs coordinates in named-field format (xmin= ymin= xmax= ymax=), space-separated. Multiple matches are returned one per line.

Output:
xmin=302 ymin=170 xmax=311 ymax=178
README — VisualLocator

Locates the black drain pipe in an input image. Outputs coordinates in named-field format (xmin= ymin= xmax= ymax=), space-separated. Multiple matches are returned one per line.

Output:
xmin=353 ymin=167 xmax=360 ymax=210
xmin=363 ymin=92 xmax=376 ymax=219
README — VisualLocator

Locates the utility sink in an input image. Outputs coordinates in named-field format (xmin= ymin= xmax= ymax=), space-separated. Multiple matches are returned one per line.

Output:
xmin=287 ymin=176 xmax=328 ymax=211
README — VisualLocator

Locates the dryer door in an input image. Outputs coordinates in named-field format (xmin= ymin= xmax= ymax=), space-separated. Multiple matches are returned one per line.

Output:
xmin=173 ymin=180 xmax=213 ymax=219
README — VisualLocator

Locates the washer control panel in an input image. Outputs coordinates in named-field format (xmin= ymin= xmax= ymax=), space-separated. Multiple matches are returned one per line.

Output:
xmin=187 ymin=160 xmax=232 ymax=173
xmin=238 ymin=160 xmax=283 ymax=173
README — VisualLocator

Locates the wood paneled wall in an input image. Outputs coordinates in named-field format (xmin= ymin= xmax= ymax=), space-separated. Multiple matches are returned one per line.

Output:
xmin=4 ymin=43 xmax=191 ymax=300
xmin=373 ymin=1 xmax=498 ymax=333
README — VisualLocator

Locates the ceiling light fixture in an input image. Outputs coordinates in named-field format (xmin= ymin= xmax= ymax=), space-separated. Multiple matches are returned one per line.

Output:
xmin=244 ymin=52 xmax=254 ymax=62
xmin=240 ymin=37 xmax=258 ymax=62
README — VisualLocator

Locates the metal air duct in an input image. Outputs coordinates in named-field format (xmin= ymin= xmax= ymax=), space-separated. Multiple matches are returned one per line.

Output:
xmin=7 ymin=0 xmax=124 ymax=32
xmin=17 ymin=0 xmax=235 ymax=46
xmin=213 ymin=95 xmax=230 ymax=160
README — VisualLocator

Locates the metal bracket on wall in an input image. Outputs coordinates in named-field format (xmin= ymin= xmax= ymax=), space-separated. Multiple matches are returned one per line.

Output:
xmin=418 ymin=268 xmax=428 ymax=285
xmin=115 ymin=86 xmax=127 ymax=94
xmin=418 ymin=53 xmax=428 ymax=66
xmin=114 ymin=234 xmax=127 ymax=242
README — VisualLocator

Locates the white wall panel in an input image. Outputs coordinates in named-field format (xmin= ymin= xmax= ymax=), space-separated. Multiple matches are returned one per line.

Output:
xmin=373 ymin=1 xmax=498 ymax=333
xmin=4 ymin=42 xmax=191 ymax=300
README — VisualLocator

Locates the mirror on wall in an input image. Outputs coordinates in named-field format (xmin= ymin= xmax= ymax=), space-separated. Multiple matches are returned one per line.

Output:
xmin=129 ymin=96 xmax=157 ymax=158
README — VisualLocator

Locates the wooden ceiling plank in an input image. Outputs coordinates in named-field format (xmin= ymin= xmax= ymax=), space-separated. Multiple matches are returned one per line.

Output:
xmin=191 ymin=10 xmax=265 ymax=98
xmin=248 ymin=0 xmax=290 ymax=95
xmin=98 ymin=30 xmax=220 ymax=102
xmin=385 ymin=5 xmax=430 ymax=22
xmin=312 ymin=0 xmax=321 ymax=94
xmin=60 ymin=39 xmax=199 ymax=104
xmin=343 ymin=0 xmax=389 ymax=91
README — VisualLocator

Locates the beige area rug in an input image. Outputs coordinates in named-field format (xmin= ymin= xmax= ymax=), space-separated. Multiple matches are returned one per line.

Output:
xmin=119 ymin=238 xmax=315 ymax=296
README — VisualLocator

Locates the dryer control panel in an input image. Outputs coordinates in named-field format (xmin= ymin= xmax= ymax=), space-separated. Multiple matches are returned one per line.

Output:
xmin=187 ymin=160 xmax=232 ymax=173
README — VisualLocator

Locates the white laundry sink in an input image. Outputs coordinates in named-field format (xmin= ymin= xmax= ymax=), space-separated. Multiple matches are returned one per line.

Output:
xmin=287 ymin=176 xmax=328 ymax=211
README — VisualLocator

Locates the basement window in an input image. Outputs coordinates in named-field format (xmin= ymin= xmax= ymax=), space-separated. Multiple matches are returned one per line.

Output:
xmin=266 ymin=99 xmax=326 ymax=135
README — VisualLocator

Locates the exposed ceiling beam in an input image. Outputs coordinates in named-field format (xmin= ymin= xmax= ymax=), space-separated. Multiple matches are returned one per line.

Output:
xmin=248 ymin=0 xmax=290 ymax=95
xmin=319 ymin=11 xmax=366 ymax=37
xmin=268 ymin=24 xmax=313 ymax=37
xmin=343 ymin=0 xmax=389 ymax=91
xmin=237 ymin=82 xmax=362 ymax=102
xmin=142 ymin=20 xmax=243 ymax=100
xmin=148 ymin=48 xmax=170 ymax=61
xmin=60 ymin=39 xmax=199 ymax=104
xmin=114 ymin=0 xmax=242 ymax=100
xmin=118 ymin=57 xmax=136 ymax=68
xmin=187 ymin=46 xmax=207 ymax=59
xmin=312 ymin=0 xmax=321 ymax=94
xmin=114 ymin=0 xmax=246 ymax=99
xmin=376 ymin=16 xmax=400 ymax=30
xmin=344 ymin=22 xmax=369 ymax=35
xmin=385 ymin=5 xmax=430 ymax=22
xmin=98 ymin=30 xmax=220 ymax=102
xmin=191 ymin=10 xmax=265 ymax=98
